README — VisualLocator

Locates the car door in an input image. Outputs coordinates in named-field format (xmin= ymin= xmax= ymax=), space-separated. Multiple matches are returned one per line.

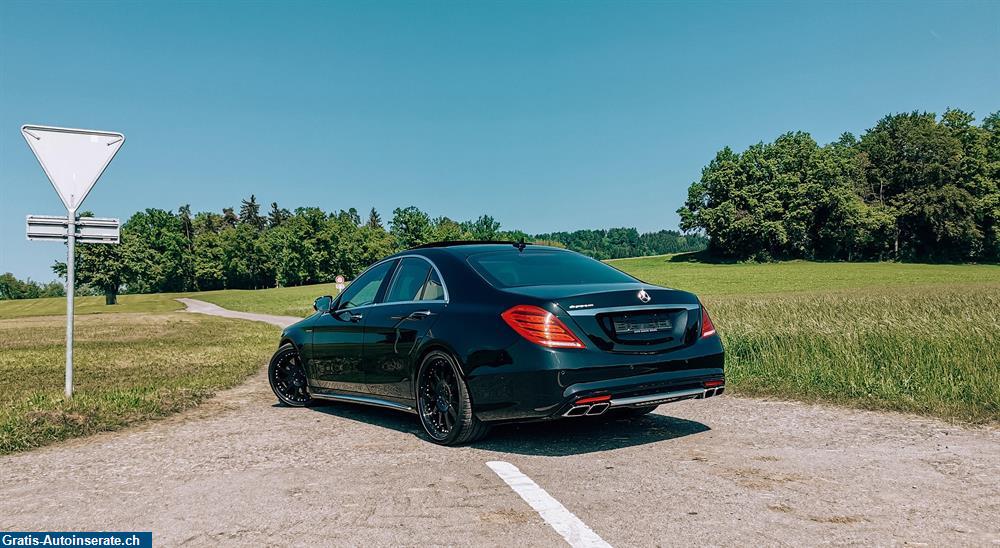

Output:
xmin=362 ymin=257 xmax=447 ymax=400
xmin=308 ymin=259 xmax=396 ymax=394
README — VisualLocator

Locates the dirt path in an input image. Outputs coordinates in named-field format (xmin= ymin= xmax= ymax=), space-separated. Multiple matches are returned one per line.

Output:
xmin=1 ymin=299 xmax=997 ymax=546
xmin=175 ymin=298 xmax=300 ymax=329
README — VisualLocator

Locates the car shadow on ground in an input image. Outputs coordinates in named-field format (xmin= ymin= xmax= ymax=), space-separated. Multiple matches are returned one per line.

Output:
xmin=302 ymin=402 xmax=710 ymax=456
xmin=474 ymin=414 xmax=710 ymax=456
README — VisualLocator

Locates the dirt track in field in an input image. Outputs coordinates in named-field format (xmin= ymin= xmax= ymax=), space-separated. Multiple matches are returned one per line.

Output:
xmin=1 ymin=299 xmax=997 ymax=546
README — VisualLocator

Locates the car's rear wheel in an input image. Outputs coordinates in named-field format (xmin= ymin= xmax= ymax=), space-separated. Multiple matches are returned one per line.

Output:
xmin=269 ymin=343 xmax=313 ymax=407
xmin=416 ymin=350 xmax=489 ymax=445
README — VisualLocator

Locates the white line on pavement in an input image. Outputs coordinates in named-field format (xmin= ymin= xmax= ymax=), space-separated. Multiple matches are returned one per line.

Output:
xmin=486 ymin=460 xmax=612 ymax=548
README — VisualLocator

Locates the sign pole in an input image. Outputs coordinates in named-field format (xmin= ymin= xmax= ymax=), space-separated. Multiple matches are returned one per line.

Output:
xmin=65 ymin=209 xmax=76 ymax=398
xmin=21 ymin=124 xmax=125 ymax=398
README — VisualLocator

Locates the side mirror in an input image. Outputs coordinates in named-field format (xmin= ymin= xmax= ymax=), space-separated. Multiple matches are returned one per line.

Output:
xmin=313 ymin=295 xmax=333 ymax=313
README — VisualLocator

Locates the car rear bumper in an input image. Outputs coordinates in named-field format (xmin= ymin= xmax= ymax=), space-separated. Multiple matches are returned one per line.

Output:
xmin=465 ymin=340 xmax=725 ymax=423
xmin=561 ymin=384 xmax=725 ymax=417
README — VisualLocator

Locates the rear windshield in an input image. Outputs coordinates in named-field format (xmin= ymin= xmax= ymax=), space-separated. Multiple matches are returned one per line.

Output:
xmin=467 ymin=250 xmax=637 ymax=288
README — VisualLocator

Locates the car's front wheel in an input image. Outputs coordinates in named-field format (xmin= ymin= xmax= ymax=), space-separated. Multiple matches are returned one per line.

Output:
xmin=268 ymin=343 xmax=313 ymax=407
xmin=416 ymin=350 xmax=489 ymax=445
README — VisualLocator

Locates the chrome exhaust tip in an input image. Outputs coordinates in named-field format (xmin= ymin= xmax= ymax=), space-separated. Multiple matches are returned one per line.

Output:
xmin=703 ymin=387 xmax=722 ymax=398
xmin=586 ymin=402 xmax=610 ymax=415
xmin=563 ymin=405 xmax=590 ymax=417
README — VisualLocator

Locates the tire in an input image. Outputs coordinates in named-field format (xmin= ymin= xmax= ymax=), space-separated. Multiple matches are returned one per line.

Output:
xmin=268 ymin=343 xmax=313 ymax=407
xmin=415 ymin=350 xmax=490 ymax=446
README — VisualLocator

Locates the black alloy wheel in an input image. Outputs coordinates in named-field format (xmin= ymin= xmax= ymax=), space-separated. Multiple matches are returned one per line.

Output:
xmin=269 ymin=343 xmax=313 ymax=407
xmin=416 ymin=350 xmax=489 ymax=445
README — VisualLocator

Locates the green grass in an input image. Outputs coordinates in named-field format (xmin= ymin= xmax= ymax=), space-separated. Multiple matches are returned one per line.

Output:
xmin=610 ymin=255 xmax=1000 ymax=296
xmin=189 ymin=260 xmax=1000 ymax=317
xmin=0 ymin=284 xmax=338 ymax=321
xmin=192 ymin=283 xmax=341 ymax=318
xmin=0 ymin=312 xmax=277 ymax=454
xmin=703 ymin=285 xmax=1000 ymax=423
xmin=0 ymin=292 xmax=184 ymax=319
xmin=605 ymin=257 xmax=1000 ymax=423
xmin=2 ymin=258 xmax=997 ymax=431
xmin=181 ymin=259 xmax=999 ymax=423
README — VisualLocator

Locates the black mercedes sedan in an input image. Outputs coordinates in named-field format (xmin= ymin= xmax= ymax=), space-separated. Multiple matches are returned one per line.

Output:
xmin=268 ymin=242 xmax=724 ymax=445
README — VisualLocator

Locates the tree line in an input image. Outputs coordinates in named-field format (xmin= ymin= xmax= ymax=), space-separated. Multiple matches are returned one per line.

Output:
xmin=0 ymin=273 xmax=64 ymax=300
xmin=34 ymin=200 xmax=704 ymax=302
xmin=678 ymin=109 xmax=1000 ymax=262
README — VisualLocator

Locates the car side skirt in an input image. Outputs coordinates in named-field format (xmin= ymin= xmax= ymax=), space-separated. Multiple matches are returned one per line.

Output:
xmin=310 ymin=388 xmax=417 ymax=414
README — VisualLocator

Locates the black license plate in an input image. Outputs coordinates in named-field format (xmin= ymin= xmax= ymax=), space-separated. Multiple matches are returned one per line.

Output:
xmin=612 ymin=313 xmax=673 ymax=334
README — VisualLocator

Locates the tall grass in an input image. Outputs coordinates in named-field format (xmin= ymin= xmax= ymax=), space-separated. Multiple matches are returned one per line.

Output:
xmin=3 ymin=260 xmax=996 ymax=430
xmin=0 ymin=313 xmax=276 ymax=454
xmin=706 ymin=285 xmax=1000 ymax=423
xmin=610 ymin=256 xmax=1000 ymax=296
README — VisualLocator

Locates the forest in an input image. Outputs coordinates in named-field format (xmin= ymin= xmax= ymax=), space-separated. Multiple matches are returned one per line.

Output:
xmin=8 ymin=108 xmax=996 ymax=302
xmin=0 ymin=273 xmax=64 ymax=300
xmin=12 ymin=203 xmax=704 ymax=301
xmin=678 ymin=109 xmax=1000 ymax=262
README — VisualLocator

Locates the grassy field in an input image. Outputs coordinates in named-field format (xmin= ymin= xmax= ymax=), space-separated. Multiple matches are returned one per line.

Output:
xmin=0 ymin=292 xmax=184 ymax=319
xmin=609 ymin=255 xmax=1000 ymax=295
xmin=704 ymin=285 xmax=999 ymax=423
xmin=1 ymin=257 xmax=996 ymax=453
xmin=193 ymin=283 xmax=340 ymax=318
xmin=0 ymin=283 xmax=336 ymax=321
xmin=183 ymin=259 xmax=1000 ymax=318
xmin=0 ymin=312 xmax=276 ymax=454
xmin=189 ymin=259 xmax=1000 ymax=423
xmin=604 ymin=257 xmax=1000 ymax=422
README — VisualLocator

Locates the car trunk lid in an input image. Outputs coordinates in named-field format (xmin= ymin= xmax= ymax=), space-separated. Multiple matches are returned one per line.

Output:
xmin=502 ymin=283 xmax=702 ymax=353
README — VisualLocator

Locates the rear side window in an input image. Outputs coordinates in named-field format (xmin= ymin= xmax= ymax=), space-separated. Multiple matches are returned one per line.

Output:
xmin=420 ymin=270 xmax=445 ymax=301
xmin=467 ymin=250 xmax=637 ymax=288
xmin=386 ymin=258 xmax=432 ymax=303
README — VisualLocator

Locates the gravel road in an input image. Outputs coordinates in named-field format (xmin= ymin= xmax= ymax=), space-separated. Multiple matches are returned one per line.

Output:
xmin=1 ymin=300 xmax=997 ymax=546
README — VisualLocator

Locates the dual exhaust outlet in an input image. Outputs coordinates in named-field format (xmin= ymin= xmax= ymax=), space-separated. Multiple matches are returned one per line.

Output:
xmin=562 ymin=380 xmax=725 ymax=418
xmin=564 ymin=400 xmax=611 ymax=417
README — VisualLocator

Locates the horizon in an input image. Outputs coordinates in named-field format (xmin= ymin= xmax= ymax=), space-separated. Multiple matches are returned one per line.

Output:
xmin=2 ymin=1 xmax=998 ymax=282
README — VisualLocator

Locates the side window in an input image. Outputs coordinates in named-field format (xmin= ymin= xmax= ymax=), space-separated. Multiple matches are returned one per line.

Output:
xmin=385 ymin=258 xmax=432 ymax=303
xmin=338 ymin=261 xmax=394 ymax=310
xmin=419 ymin=269 xmax=445 ymax=301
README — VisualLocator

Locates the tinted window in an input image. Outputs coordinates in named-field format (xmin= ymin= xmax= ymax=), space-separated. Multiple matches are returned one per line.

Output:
xmin=420 ymin=269 xmax=445 ymax=301
xmin=468 ymin=250 xmax=636 ymax=288
xmin=386 ymin=258 xmax=432 ymax=303
xmin=338 ymin=260 xmax=394 ymax=309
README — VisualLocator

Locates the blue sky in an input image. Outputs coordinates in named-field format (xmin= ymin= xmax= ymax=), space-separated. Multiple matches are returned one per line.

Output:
xmin=1 ymin=1 xmax=997 ymax=281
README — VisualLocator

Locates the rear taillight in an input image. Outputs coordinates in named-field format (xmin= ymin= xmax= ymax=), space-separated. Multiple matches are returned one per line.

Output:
xmin=575 ymin=394 xmax=611 ymax=405
xmin=701 ymin=305 xmax=717 ymax=338
xmin=501 ymin=305 xmax=585 ymax=349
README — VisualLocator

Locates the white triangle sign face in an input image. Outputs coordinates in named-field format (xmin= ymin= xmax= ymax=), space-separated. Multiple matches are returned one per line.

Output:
xmin=21 ymin=125 xmax=125 ymax=212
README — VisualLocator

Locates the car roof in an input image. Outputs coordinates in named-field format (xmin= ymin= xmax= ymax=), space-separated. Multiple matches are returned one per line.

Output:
xmin=402 ymin=242 xmax=570 ymax=259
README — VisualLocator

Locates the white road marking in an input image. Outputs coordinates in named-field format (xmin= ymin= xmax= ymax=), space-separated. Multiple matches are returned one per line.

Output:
xmin=486 ymin=460 xmax=612 ymax=548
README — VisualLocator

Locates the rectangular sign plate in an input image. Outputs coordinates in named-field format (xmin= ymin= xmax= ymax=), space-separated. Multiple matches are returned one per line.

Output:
xmin=27 ymin=215 xmax=120 ymax=244
xmin=77 ymin=217 xmax=120 ymax=244
xmin=26 ymin=215 xmax=69 ymax=241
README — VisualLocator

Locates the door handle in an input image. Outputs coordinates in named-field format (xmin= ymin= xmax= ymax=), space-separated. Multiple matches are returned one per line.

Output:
xmin=390 ymin=310 xmax=435 ymax=321
xmin=348 ymin=312 xmax=364 ymax=323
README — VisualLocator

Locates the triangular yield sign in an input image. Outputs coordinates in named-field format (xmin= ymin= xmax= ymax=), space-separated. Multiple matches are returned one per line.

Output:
xmin=21 ymin=125 xmax=125 ymax=212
